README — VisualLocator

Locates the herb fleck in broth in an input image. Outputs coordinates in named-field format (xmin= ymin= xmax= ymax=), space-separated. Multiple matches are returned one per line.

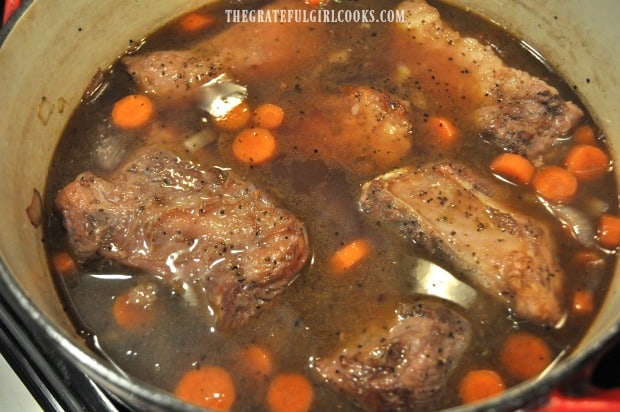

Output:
xmin=44 ymin=0 xmax=617 ymax=410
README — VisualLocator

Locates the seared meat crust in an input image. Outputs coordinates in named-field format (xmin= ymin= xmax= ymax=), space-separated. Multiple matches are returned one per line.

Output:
xmin=359 ymin=162 xmax=565 ymax=326
xmin=55 ymin=148 xmax=309 ymax=328
xmin=393 ymin=0 xmax=583 ymax=160
xmin=316 ymin=298 xmax=471 ymax=411
xmin=123 ymin=0 xmax=326 ymax=97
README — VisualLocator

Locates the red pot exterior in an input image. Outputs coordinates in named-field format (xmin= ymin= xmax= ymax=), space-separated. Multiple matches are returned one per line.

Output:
xmin=2 ymin=1 xmax=620 ymax=411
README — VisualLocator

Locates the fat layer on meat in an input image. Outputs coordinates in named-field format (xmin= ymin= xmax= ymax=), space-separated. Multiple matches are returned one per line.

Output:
xmin=55 ymin=148 xmax=309 ymax=328
xmin=392 ymin=0 xmax=583 ymax=160
xmin=359 ymin=162 xmax=565 ymax=326
xmin=316 ymin=298 xmax=471 ymax=411
xmin=280 ymin=86 xmax=414 ymax=176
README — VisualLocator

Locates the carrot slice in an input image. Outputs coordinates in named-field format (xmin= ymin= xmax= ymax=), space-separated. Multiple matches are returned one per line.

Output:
xmin=112 ymin=291 xmax=155 ymax=331
xmin=597 ymin=213 xmax=620 ymax=249
xmin=232 ymin=127 xmax=277 ymax=165
xmin=266 ymin=373 xmax=314 ymax=412
xmin=328 ymin=238 xmax=371 ymax=274
xmin=490 ymin=153 xmax=536 ymax=186
xmin=573 ymin=125 xmax=597 ymax=145
xmin=500 ymin=332 xmax=552 ymax=380
xmin=178 ymin=12 xmax=215 ymax=34
xmin=458 ymin=369 xmax=506 ymax=404
xmin=572 ymin=290 xmax=594 ymax=315
xmin=111 ymin=94 xmax=154 ymax=129
xmin=253 ymin=103 xmax=285 ymax=129
xmin=569 ymin=249 xmax=603 ymax=270
xmin=564 ymin=144 xmax=610 ymax=181
xmin=52 ymin=251 xmax=77 ymax=276
xmin=175 ymin=366 xmax=236 ymax=411
xmin=531 ymin=166 xmax=578 ymax=203
xmin=213 ymin=101 xmax=251 ymax=131
xmin=426 ymin=116 xmax=460 ymax=148
xmin=240 ymin=344 xmax=274 ymax=378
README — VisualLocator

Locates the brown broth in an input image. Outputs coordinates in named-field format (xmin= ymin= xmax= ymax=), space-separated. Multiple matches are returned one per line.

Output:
xmin=44 ymin=0 xmax=617 ymax=410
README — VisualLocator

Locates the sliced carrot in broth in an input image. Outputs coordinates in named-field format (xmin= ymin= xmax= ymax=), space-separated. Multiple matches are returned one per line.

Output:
xmin=490 ymin=153 xmax=536 ymax=186
xmin=500 ymin=332 xmax=552 ymax=380
xmin=111 ymin=94 xmax=154 ymax=129
xmin=328 ymin=238 xmax=371 ymax=274
xmin=266 ymin=373 xmax=314 ymax=412
xmin=175 ymin=366 xmax=236 ymax=411
xmin=459 ymin=369 xmax=505 ymax=404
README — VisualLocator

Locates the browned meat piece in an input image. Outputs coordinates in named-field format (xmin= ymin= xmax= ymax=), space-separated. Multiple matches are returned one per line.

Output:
xmin=55 ymin=148 xmax=309 ymax=328
xmin=359 ymin=162 xmax=565 ymax=326
xmin=123 ymin=50 xmax=223 ymax=97
xmin=391 ymin=0 xmax=583 ymax=160
xmin=281 ymin=86 xmax=414 ymax=176
xmin=123 ymin=0 xmax=326 ymax=97
xmin=316 ymin=298 xmax=471 ymax=411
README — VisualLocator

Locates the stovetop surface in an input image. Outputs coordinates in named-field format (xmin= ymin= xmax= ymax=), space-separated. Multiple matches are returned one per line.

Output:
xmin=0 ymin=355 xmax=41 ymax=411
xmin=0 ymin=292 xmax=126 ymax=412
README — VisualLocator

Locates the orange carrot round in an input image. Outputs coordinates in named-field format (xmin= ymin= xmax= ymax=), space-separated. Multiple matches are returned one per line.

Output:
xmin=572 ymin=290 xmax=594 ymax=315
xmin=573 ymin=125 xmax=597 ymax=145
xmin=178 ymin=12 xmax=215 ymax=34
xmin=213 ymin=101 xmax=251 ymax=131
xmin=564 ymin=144 xmax=610 ymax=181
xmin=458 ymin=369 xmax=505 ymax=404
xmin=490 ymin=153 xmax=536 ymax=186
xmin=232 ymin=127 xmax=277 ymax=165
xmin=427 ymin=116 xmax=460 ymax=148
xmin=569 ymin=249 xmax=603 ymax=270
xmin=112 ymin=291 xmax=156 ymax=331
xmin=266 ymin=373 xmax=314 ymax=412
xmin=52 ymin=251 xmax=77 ymax=276
xmin=240 ymin=344 xmax=274 ymax=378
xmin=328 ymin=238 xmax=371 ymax=274
xmin=111 ymin=94 xmax=154 ymax=129
xmin=500 ymin=332 xmax=552 ymax=380
xmin=531 ymin=166 xmax=578 ymax=203
xmin=175 ymin=366 xmax=236 ymax=411
xmin=253 ymin=103 xmax=285 ymax=129
xmin=597 ymin=213 xmax=620 ymax=249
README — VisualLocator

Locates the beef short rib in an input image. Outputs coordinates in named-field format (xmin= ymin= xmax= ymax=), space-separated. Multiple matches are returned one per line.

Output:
xmin=316 ymin=298 xmax=471 ymax=411
xmin=392 ymin=0 xmax=583 ymax=160
xmin=55 ymin=148 xmax=309 ymax=328
xmin=122 ymin=0 xmax=326 ymax=97
xmin=359 ymin=161 xmax=565 ymax=326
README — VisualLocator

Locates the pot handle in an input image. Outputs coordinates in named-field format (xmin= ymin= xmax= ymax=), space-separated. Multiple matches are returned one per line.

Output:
xmin=2 ymin=0 xmax=21 ymax=25
xmin=537 ymin=388 xmax=620 ymax=411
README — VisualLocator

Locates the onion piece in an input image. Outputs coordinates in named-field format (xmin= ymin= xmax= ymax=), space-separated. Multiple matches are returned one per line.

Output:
xmin=37 ymin=97 xmax=55 ymax=125
xmin=183 ymin=129 xmax=218 ymax=152
xmin=542 ymin=200 xmax=595 ymax=248
xmin=95 ymin=134 xmax=130 ymax=171
xmin=25 ymin=188 xmax=43 ymax=228
xmin=583 ymin=196 xmax=610 ymax=218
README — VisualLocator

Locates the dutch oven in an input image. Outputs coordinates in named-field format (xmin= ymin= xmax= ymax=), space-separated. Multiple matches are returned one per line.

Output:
xmin=1 ymin=0 xmax=620 ymax=410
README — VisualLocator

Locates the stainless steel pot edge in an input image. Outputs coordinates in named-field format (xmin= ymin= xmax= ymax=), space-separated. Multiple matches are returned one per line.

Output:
xmin=0 ymin=1 xmax=213 ymax=410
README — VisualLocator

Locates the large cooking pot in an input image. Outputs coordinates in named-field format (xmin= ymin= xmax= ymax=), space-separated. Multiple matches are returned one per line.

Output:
xmin=1 ymin=0 xmax=620 ymax=410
